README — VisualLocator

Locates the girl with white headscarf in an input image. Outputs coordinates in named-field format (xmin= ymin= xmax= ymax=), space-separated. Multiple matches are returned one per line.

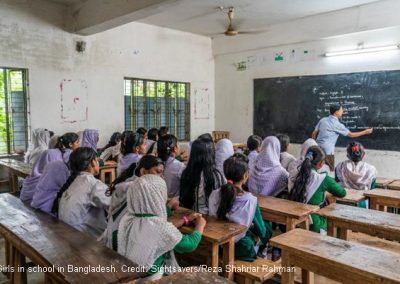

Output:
xmin=335 ymin=142 xmax=376 ymax=207
xmin=118 ymin=175 xmax=206 ymax=281
xmin=248 ymin=136 xmax=289 ymax=197
xmin=25 ymin=129 xmax=51 ymax=165
xmin=215 ymin=139 xmax=234 ymax=175
xmin=289 ymin=146 xmax=346 ymax=234
xmin=209 ymin=156 xmax=272 ymax=261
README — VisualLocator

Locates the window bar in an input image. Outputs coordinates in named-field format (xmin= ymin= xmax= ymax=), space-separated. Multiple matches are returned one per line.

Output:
xmin=22 ymin=70 xmax=29 ymax=150
xmin=185 ymin=83 xmax=190 ymax=141
xmin=3 ymin=69 xmax=11 ymax=154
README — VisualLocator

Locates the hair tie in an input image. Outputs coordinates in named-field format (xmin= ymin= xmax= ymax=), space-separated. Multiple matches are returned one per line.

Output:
xmin=351 ymin=145 xmax=360 ymax=153
xmin=305 ymin=151 xmax=314 ymax=161
xmin=227 ymin=180 xmax=234 ymax=184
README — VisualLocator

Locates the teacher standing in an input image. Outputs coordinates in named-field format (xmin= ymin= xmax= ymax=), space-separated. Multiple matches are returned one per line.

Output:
xmin=312 ymin=105 xmax=373 ymax=171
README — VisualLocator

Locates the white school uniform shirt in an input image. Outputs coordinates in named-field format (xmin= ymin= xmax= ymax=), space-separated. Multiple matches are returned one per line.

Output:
xmin=59 ymin=172 xmax=110 ymax=238
xmin=280 ymin=152 xmax=296 ymax=171
xmin=164 ymin=157 xmax=185 ymax=198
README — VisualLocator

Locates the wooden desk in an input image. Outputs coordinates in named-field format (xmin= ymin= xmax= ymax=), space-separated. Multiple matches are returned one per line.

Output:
xmin=0 ymin=158 xmax=32 ymax=193
xmin=168 ymin=207 xmax=247 ymax=280
xmin=0 ymin=193 xmax=144 ymax=283
xmin=375 ymin=177 xmax=396 ymax=189
xmin=364 ymin=189 xmax=400 ymax=211
xmin=256 ymin=196 xmax=319 ymax=230
xmin=99 ymin=164 xmax=117 ymax=184
xmin=317 ymin=203 xmax=400 ymax=241
xmin=270 ymin=228 xmax=400 ymax=284
xmin=151 ymin=271 xmax=235 ymax=284
xmin=334 ymin=188 xmax=366 ymax=206
xmin=387 ymin=180 xmax=400 ymax=190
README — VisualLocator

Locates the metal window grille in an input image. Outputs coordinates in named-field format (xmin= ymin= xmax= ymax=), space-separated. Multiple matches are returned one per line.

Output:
xmin=124 ymin=78 xmax=190 ymax=141
xmin=0 ymin=68 xmax=28 ymax=154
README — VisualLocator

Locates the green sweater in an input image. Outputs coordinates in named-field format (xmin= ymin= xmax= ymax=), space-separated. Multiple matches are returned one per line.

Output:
xmin=308 ymin=175 xmax=346 ymax=233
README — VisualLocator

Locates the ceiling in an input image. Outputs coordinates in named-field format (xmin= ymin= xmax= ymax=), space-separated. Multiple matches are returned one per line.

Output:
xmin=46 ymin=0 xmax=86 ymax=5
xmin=138 ymin=0 xmax=381 ymax=37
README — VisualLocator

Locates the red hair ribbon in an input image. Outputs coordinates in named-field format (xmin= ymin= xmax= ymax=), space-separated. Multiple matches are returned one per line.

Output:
xmin=351 ymin=145 xmax=360 ymax=153
xmin=227 ymin=180 xmax=234 ymax=185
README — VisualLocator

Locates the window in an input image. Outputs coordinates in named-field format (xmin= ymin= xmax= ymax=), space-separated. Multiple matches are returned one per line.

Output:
xmin=0 ymin=68 xmax=28 ymax=154
xmin=124 ymin=78 xmax=190 ymax=141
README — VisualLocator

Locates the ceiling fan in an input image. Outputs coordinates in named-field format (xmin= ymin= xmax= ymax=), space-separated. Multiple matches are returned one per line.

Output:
xmin=214 ymin=7 xmax=268 ymax=37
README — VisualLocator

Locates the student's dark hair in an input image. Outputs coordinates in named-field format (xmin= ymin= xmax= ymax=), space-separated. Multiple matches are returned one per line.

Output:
xmin=246 ymin=135 xmax=262 ymax=151
xmin=121 ymin=132 xmax=145 ymax=155
xmin=148 ymin=128 xmax=159 ymax=141
xmin=217 ymin=156 xmax=249 ymax=220
xmin=180 ymin=139 xmax=224 ymax=210
xmin=158 ymin=126 xmax=169 ymax=138
xmin=347 ymin=141 xmax=365 ymax=163
xmin=52 ymin=147 xmax=97 ymax=215
xmin=276 ymin=133 xmax=290 ymax=152
xmin=157 ymin=134 xmax=178 ymax=162
xmin=103 ymin=132 xmax=122 ymax=150
xmin=55 ymin=132 xmax=79 ymax=159
xmin=45 ymin=129 xmax=55 ymax=137
xmin=232 ymin=152 xmax=249 ymax=164
xmin=198 ymin=133 xmax=213 ymax=142
xmin=330 ymin=105 xmax=342 ymax=115
xmin=289 ymin=146 xmax=326 ymax=203
xmin=106 ymin=162 xmax=137 ymax=196
xmin=136 ymin=127 xmax=147 ymax=136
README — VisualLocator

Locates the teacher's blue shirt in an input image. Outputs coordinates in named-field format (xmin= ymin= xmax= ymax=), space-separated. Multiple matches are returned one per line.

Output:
xmin=314 ymin=115 xmax=350 ymax=155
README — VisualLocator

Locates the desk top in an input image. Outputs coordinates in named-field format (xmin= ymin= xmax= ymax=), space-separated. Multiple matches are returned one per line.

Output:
xmin=335 ymin=188 xmax=366 ymax=204
xmin=0 ymin=158 xmax=32 ymax=176
xmin=387 ymin=180 xmax=400 ymax=190
xmin=364 ymin=189 xmax=400 ymax=199
xmin=168 ymin=207 xmax=247 ymax=244
xmin=375 ymin=177 xmax=396 ymax=188
xmin=317 ymin=203 xmax=400 ymax=232
xmin=0 ymin=193 xmax=144 ymax=283
xmin=270 ymin=228 xmax=400 ymax=283
xmin=256 ymin=196 xmax=319 ymax=219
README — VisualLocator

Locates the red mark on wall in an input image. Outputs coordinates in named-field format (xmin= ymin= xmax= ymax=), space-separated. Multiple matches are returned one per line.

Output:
xmin=60 ymin=79 xmax=88 ymax=123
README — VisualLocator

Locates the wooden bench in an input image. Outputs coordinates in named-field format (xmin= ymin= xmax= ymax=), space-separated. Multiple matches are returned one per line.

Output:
xmin=0 ymin=193 xmax=144 ymax=283
xmin=151 ymin=271 xmax=235 ymax=283
xmin=256 ymin=196 xmax=319 ymax=230
xmin=375 ymin=177 xmax=396 ymax=189
xmin=387 ymin=179 xmax=400 ymax=191
xmin=334 ymin=188 xmax=366 ymax=206
xmin=270 ymin=228 xmax=400 ymax=284
xmin=317 ymin=203 xmax=400 ymax=241
xmin=0 ymin=158 xmax=32 ymax=193
xmin=212 ymin=131 xmax=230 ymax=143
xmin=348 ymin=231 xmax=400 ymax=254
xmin=99 ymin=164 xmax=117 ymax=184
xmin=364 ymin=189 xmax=400 ymax=211
xmin=234 ymin=258 xmax=280 ymax=284
xmin=168 ymin=207 xmax=247 ymax=280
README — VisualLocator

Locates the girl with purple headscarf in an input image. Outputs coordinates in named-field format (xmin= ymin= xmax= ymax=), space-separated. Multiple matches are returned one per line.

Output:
xmin=80 ymin=129 xmax=99 ymax=151
xmin=117 ymin=132 xmax=147 ymax=177
xmin=248 ymin=136 xmax=289 ymax=197
xmin=30 ymin=161 xmax=70 ymax=214
xmin=209 ymin=156 xmax=272 ymax=261
xmin=20 ymin=132 xmax=80 ymax=204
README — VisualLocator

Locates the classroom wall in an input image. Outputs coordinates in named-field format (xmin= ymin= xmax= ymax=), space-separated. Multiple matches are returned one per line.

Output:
xmin=214 ymin=2 xmax=400 ymax=177
xmin=0 ymin=0 xmax=215 ymax=146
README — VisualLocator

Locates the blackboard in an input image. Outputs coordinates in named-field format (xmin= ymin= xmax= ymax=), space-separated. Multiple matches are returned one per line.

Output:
xmin=254 ymin=70 xmax=400 ymax=151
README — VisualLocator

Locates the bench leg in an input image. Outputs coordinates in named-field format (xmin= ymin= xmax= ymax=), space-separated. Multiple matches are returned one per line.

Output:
xmin=234 ymin=274 xmax=254 ymax=284
xmin=369 ymin=199 xmax=378 ymax=210
xmin=339 ymin=228 xmax=349 ymax=241
xmin=281 ymin=250 xmax=294 ymax=284
xmin=327 ymin=220 xmax=335 ymax=237
xmin=209 ymin=243 xmax=219 ymax=272
xmin=10 ymin=246 xmax=27 ymax=284
xmin=286 ymin=218 xmax=296 ymax=231
xmin=302 ymin=269 xmax=314 ymax=284
xmin=222 ymin=238 xmax=234 ymax=280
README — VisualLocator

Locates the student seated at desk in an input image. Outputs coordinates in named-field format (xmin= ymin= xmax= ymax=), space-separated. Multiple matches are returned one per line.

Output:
xmin=276 ymin=133 xmax=296 ymax=171
xmin=53 ymin=147 xmax=111 ymax=238
xmin=24 ymin=128 xmax=51 ymax=165
xmin=146 ymin=128 xmax=159 ymax=155
xmin=117 ymin=132 xmax=147 ymax=177
xmin=101 ymin=155 xmax=166 ymax=250
xmin=100 ymin=132 xmax=122 ymax=162
xmin=246 ymin=135 xmax=262 ymax=171
xmin=30 ymin=160 xmax=70 ymax=214
xmin=248 ymin=136 xmax=289 ymax=197
xmin=158 ymin=134 xmax=186 ymax=198
xmin=81 ymin=129 xmax=115 ymax=167
xmin=20 ymin=132 xmax=80 ymax=204
xmin=335 ymin=142 xmax=377 ymax=208
xmin=209 ymin=156 xmax=272 ymax=261
xmin=180 ymin=139 xmax=225 ymax=214
xmin=215 ymin=138 xmax=234 ymax=177
xmin=118 ymin=174 xmax=206 ymax=281
xmin=289 ymin=146 xmax=346 ymax=234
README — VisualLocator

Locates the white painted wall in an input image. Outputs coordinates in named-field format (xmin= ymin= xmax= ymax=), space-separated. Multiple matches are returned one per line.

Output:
xmin=0 ymin=0 xmax=215 ymax=147
xmin=214 ymin=6 xmax=400 ymax=177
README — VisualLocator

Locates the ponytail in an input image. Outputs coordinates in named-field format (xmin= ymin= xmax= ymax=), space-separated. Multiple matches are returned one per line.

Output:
xmin=51 ymin=147 xmax=97 ymax=215
xmin=121 ymin=132 xmax=144 ymax=155
xmin=55 ymin=132 xmax=79 ymax=157
xmin=347 ymin=141 xmax=364 ymax=164
xmin=157 ymin=134 xmax=178 ymax=162
xmin=217 ymin=183 xmax=236 ymax=220
xmin=289 ymin=146 xmax=326 ymax=203
xmin=106 ymin=162 xmax=137 ymax=197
